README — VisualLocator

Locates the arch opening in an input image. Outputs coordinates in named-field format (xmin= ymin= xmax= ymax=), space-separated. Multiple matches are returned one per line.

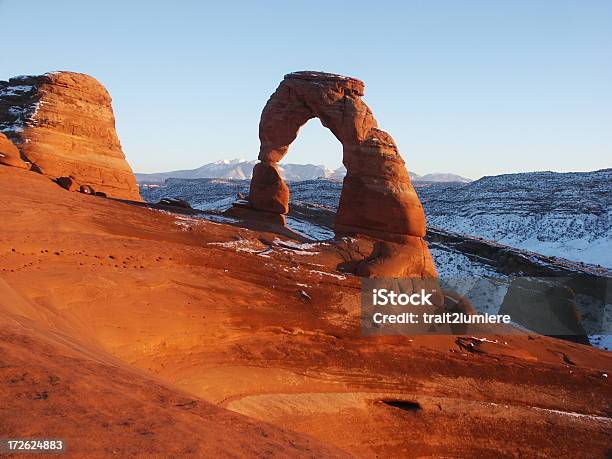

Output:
xmin=281 ymin=117 xmax=343 ymax=173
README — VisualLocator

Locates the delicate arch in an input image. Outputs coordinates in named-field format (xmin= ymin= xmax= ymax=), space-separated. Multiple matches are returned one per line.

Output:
xmin=248 ymin=71 xmax=426 ymax=242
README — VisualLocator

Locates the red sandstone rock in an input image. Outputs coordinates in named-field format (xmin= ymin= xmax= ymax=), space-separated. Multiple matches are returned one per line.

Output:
xmin=252 ymin=71 xmax=426 ymax=239
xmin=249 ymin=161 xmax=289 ymax=214
xmin=353 ymin=238 xmax=437 ymax=278
xmin=0 ymin=133 xmax=28 ymax=169
xmin=245 ymin=71 xmax=434 ymax=277
xmin=3 ymin=167 xmax=610 ymax=458
xmin=0 ymin=72 xmax=141 ymax=200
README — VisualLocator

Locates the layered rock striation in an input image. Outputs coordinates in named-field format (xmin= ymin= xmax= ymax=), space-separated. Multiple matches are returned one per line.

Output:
xmin=0 ymin=71 xmax=141 ymax=200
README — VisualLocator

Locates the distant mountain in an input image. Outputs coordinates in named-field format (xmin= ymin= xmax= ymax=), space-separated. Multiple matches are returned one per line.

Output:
xmin=136 ymin=159 xmax=335 ymax=183
xmin=417 ymin=173 xmax=472 ymax=183
xmin=328 ymin=166 xmax=346 ymax=181
xmin=136 ymin=159 xmax=472 ymax=183
xmin=281 ymin=163 xmax=334 ymax=181
xmin=135 ymin=159 xmax=256 ymax=182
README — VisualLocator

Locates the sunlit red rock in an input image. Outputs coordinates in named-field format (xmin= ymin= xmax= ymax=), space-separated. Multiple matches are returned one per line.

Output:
xmin=248 ymin=161 xmax=289 ymax=214
xmin=0 ymin=132 xmax=28 ymax=169
xmin=1 ymin=166 xmax=610 ymax=457
xmin=243 ymin=71 xmax=434 ymax=277
xmin=0 ymin=71 xmax=141 ymax=200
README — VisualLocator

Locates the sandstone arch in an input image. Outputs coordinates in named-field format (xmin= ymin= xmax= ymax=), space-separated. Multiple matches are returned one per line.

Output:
xmin=245 ymin=72 xmax=436 ymax=278
xmin=249 ymin=71 xmax=426 ymax=241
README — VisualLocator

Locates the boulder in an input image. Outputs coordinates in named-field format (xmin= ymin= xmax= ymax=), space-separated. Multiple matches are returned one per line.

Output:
xmin=248 ymin=161 xmax=289 ymax=214
xmin=0 ymin=71 xmax=141 ymax=200
xmin=0 ymin=132 xmax=28 ymax=169
xmin=55 ymin=176 xmax=99 ymax=196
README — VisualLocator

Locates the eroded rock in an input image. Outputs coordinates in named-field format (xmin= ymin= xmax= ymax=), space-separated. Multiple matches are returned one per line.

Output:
xmin=249 ymin=161 xmax=289 ymax=214
xmin=241 ymin=71 xmax=435 ymax=277
xmin=0 ymin=133 xmax=28 ymax=169
xmin=0 ymin=72 xmax=141 ymax=200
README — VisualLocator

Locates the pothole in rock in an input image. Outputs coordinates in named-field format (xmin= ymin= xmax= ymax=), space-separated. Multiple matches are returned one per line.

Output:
xmin=379 ymin=399 xmax=422 ymax=412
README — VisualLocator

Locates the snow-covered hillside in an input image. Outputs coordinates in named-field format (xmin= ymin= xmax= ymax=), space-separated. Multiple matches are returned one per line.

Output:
xmin=141 ymin=178 xmax=250 ymax=210
xmin=418 ymin=169 xmax=612 ymax=269
xmin=418 ymin=173 xmax=472 ymax=183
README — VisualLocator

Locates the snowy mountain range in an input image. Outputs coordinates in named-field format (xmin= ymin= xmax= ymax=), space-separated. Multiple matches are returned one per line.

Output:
xmin=135 ymin=159 xmax=472 ymax=183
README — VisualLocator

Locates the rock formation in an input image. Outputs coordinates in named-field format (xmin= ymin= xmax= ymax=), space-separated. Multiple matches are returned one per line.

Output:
xmin=0 ymin=71 xmax=141 ymax=200
xmin=242 ymin=71 xmax=435 ymax=277
xmin=0 ymin=132 xmax=28 ymax=169
xmin=3 ymin=167 xmax=611 ymax=457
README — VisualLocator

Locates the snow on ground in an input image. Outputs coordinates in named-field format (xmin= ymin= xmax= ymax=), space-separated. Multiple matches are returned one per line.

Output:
xmin=173 ymin=220 xmax=194 ymax=231
xmin=197 ymin=214 xmax=239 ymax=225
xmin=589 ymin=335 xmax=612 ymax=351
xmin=428 ymin=214 xmax=612 ymax=269
xmin=530 ymin=406 xmax=612 ymax=424
xmin=273 ymin=238 xmax=319 ymax=250
xmin=0 ymin=85 xmax=34 ymax=97
xmin=430 ymin=245 xmax=509 ymax=315
xmin=272 ymin=238 xmax=321 ymax=255
xmin=286 ymin=217 xmax=334 ymax=241
xmin=207 ymin=239 xmax=269 ymax=255
xmin=429 ymin=245 xmax=502 ymax=279
xmin=308 ymin=270 xmax=346 ymax=280
xmin=191 ymin=196 xmax=236 ymax=212
xmin=206 ymin=235 xmax=322 ymax=259
xmin=0 ymin=82 xmax=42 ymax=140
xmin=501 ymin=236 xmax=612 ymax=269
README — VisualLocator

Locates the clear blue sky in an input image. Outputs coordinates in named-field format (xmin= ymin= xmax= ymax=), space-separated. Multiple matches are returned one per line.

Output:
xmin=1 ymin=0 xmax=610 ymax=179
